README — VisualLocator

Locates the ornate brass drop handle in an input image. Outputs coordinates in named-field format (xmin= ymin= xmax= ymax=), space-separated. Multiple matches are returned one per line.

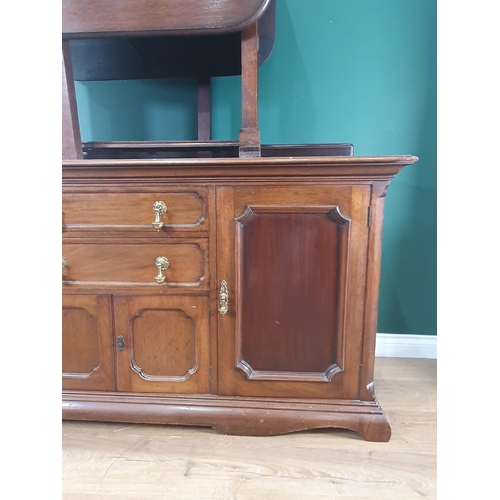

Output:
xmin=62 ymin=257 xmax=67 ymax=268
xmin=218 ymin=280 xmax=229 ymax=315
xmin=155 ymin=256 xmax=170 ymax=284
xmin=152 ymin=201 xmax=167 ymax=230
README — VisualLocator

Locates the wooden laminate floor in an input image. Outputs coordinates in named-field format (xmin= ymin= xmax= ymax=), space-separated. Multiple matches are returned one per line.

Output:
xmin=62 ymin=357 xmax=437 ymax=500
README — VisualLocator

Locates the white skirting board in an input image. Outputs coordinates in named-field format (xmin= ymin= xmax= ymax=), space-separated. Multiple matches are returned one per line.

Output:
xmin=375 ymin=334 xmax=437 ymax=359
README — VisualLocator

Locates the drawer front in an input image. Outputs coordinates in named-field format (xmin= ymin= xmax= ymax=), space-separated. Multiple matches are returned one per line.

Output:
xmin=62 ymin=189 xmax=207 ymax=233
xmin=62 ymin=239 xmax=208 ymax=288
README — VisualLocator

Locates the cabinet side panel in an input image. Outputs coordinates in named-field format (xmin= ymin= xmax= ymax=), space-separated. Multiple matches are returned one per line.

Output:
xmin=360 ymin=182 xmax=389 ymax=400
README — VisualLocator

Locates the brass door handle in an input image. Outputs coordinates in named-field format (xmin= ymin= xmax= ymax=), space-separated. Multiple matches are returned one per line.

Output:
xmin=62 ymin=256 xmax=67 ymax=268
xmin=152 ymin=201 xmax=167 ymax=230
xmin=218 ymin=280 xmax=229 ymax=315
xmin=155 ymin=256 xmax=169 ymax=284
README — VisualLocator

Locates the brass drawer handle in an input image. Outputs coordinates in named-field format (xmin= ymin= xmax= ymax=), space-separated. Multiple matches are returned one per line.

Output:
xmin=218 ymin=280 xmax=229 ymax=315
xmin=155 ymin=256 xmax=170 ymax=284
xmin=62 ymin=256 xmax=67 ymax=268
xmin=152 ymin=201 xmax=167 ymax=230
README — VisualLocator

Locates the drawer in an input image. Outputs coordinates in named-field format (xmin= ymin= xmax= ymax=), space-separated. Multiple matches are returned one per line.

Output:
xmin=62 ymin=188 xmax=208 ymax=233
xmin=62 ymin=239 xmax=208 ymax=289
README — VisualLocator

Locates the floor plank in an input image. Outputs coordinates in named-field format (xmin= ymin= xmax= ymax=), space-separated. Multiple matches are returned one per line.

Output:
xmin=62 ymin=358 xmax=437 ymax=499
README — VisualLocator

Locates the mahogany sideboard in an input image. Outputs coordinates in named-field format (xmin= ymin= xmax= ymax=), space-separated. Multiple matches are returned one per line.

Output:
xmin=62 ymin=154 xmax=417 ymax=441
xmin=62 ymin=0 xmax=418 ymax=441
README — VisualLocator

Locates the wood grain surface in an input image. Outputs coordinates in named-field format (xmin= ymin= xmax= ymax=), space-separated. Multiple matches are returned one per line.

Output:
xmin=62 ymin=357 xmax=436 ymax=499
xmin=62 ymin=189 xmax=207 ymax=232
xmin=62 ymin=0 xmax=272 ymax=37
xmin=62 ymin=239 xmax=208 ymax=288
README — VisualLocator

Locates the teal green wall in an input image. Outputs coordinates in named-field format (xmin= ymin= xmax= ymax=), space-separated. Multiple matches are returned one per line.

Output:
xmin=75 ymin=0 xmax=437 ymax=335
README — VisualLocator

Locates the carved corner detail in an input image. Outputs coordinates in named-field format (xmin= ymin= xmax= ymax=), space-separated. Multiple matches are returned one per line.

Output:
xmin=131 ymin=361 xmax=199 ymax=382
xmin=373 ymin=182 xmax=390 ymax=199
xmin=236 ymin=360 xmax=342 ymax=383
xmin=328 ymin=206 xmax=351 ymax=225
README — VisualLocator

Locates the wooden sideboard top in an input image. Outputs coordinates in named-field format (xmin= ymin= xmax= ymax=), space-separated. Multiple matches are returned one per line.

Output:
xmin=62 ymin=155 xmax=418 ymax=181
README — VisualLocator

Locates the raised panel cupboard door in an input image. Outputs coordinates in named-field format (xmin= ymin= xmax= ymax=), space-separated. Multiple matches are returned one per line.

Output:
xmin=216 ymin=186 xmax=371 ymax=400
xmin=114 ymin=296 xmax=210 ymax=394
xmin=62 ymin=295 xmax=115 ymax=391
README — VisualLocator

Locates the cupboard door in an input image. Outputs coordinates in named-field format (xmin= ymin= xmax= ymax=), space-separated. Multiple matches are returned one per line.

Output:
xmin=62 ymin=295 xmax=115 ymax=391
xmin=114 ymin=296 xmax=210 ymax=394
xmin=216 ymin=186 xmax=371 ymax=400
